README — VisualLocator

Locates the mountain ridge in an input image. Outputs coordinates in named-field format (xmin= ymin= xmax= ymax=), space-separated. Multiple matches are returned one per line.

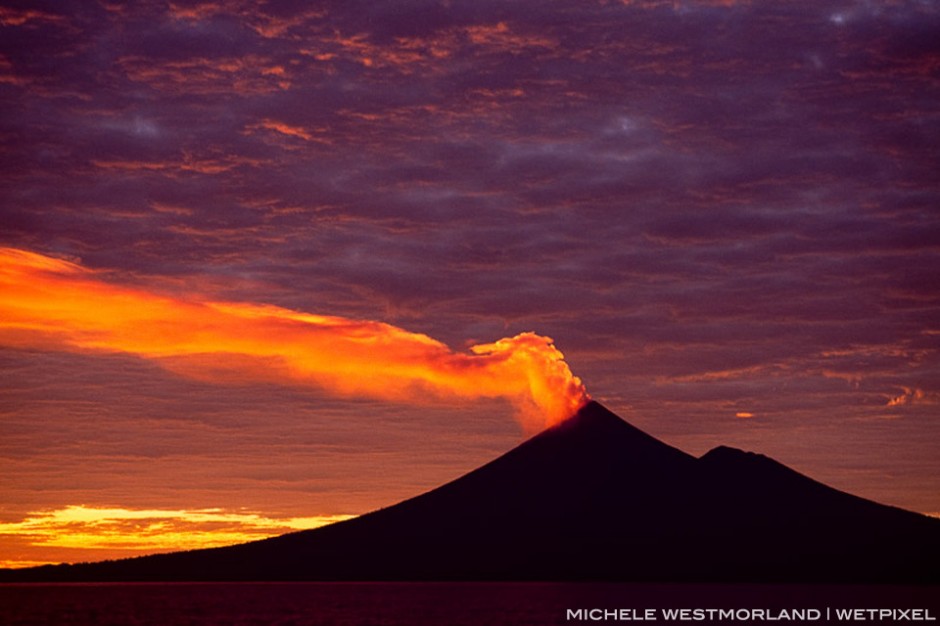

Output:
xmin=2 ymin=401 xmax=938 ymax=582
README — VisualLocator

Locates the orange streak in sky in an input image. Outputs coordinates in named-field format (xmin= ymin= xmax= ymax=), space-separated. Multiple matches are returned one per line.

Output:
xmin=0 ymin=505 xmax=355 ymax=568
xmin=0 ymin=248 xmax=588 ymax=429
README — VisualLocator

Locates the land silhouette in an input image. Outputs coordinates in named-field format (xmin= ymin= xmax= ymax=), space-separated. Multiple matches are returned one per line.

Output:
xmin=3 ymin=401 xmax=938 ymax=582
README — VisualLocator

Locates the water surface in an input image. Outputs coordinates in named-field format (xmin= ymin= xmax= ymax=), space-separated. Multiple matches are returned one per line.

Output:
xmin=2 ymin=582 xmax=937 ymax=625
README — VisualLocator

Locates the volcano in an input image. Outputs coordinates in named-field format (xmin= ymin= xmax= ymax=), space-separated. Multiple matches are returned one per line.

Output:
xmin=5 ymin=401 xmax=939 ymax=582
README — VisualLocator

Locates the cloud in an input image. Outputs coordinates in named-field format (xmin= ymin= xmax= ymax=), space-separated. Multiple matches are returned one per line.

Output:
xmin=117 ymin=55 xmax=293 ymax=95
xmin=464 ymin=21 xmax=557 ymax=53
xmin=0 ymin=505 xmax=354 ymax=568
xmin=0 ymin=7 xmax=66 ymax=27
xmin=244 ymin=119 xmax=333 ymax=146
xmin=886 ymin=387 xmax=940 ymax=408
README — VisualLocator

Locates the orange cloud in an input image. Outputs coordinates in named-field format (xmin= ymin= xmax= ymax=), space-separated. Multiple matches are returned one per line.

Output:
xmin=886 ymin=387 xmax=939 ymax=408
xmin=665 ymin=363 xmax=784 ymax=383
xmin=91 ymin=151 xmax=264 ymax=176
xmin=118 ymin=55 xmax=291 ymax=95
xmin=246 ymin=119 xmax=333 ymax=145
xmin=0 ymin=6 xmax=65 ymax=27
xmin=465 ymin=22 xmax=556 ymax=53
xmin=0 ymin=505 xmax=353 ymax=568
xmin=0 ymin=248 xmax=588 ymax=430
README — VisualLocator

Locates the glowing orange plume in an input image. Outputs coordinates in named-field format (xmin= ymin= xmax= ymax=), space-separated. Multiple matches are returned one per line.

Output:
xmin=0 ymin=248 xmax=588 ymax=430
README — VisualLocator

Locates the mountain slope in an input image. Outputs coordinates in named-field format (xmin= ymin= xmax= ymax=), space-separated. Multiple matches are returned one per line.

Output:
xmin=4 ymin=401 xmax=939 ymax=582
xmin=694 ymin=445 xmax=940 ymax=580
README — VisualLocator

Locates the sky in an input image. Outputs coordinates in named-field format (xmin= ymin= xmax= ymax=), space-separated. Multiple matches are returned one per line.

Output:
xmin=1 ymin=0 xmax=938 ymax=568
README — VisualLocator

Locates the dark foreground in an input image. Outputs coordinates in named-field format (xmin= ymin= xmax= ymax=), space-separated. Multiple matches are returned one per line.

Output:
xmin=2 ymin=582 xmax=938 ymax=626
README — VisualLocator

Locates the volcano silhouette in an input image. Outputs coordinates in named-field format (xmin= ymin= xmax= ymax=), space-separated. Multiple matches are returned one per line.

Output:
xmin=5 ymin=401 xmax=939 ymax=582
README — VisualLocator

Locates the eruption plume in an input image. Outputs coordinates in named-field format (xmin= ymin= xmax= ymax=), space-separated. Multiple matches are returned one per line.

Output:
xmin=0 ymin=248 xmax=588 ymax=430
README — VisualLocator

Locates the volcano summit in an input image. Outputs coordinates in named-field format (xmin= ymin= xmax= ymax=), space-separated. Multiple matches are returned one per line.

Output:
xmin=4 ymin=401 xmax=938 ymax=582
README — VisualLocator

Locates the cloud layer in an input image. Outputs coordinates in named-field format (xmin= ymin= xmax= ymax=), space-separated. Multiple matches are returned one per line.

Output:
xmin=0 ymin=505 xmax=352 ymax=569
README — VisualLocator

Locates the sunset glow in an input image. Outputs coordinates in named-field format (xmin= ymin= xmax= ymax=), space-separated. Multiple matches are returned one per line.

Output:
xmin=0 ymin=505 xmax=354 ymax=568
xmin=0 ymin=247 xmax=588 ymax=431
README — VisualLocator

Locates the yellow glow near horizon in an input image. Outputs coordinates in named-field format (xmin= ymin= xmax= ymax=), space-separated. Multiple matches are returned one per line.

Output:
xmin=0 ymin=505 xmax=355 ymax=567
xmin=0 ymin=247 xmax=588 ymax=430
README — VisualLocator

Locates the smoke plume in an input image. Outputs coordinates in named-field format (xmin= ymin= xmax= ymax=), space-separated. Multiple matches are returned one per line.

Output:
xmin=0 ymin=248 xmax=588 ymax=430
